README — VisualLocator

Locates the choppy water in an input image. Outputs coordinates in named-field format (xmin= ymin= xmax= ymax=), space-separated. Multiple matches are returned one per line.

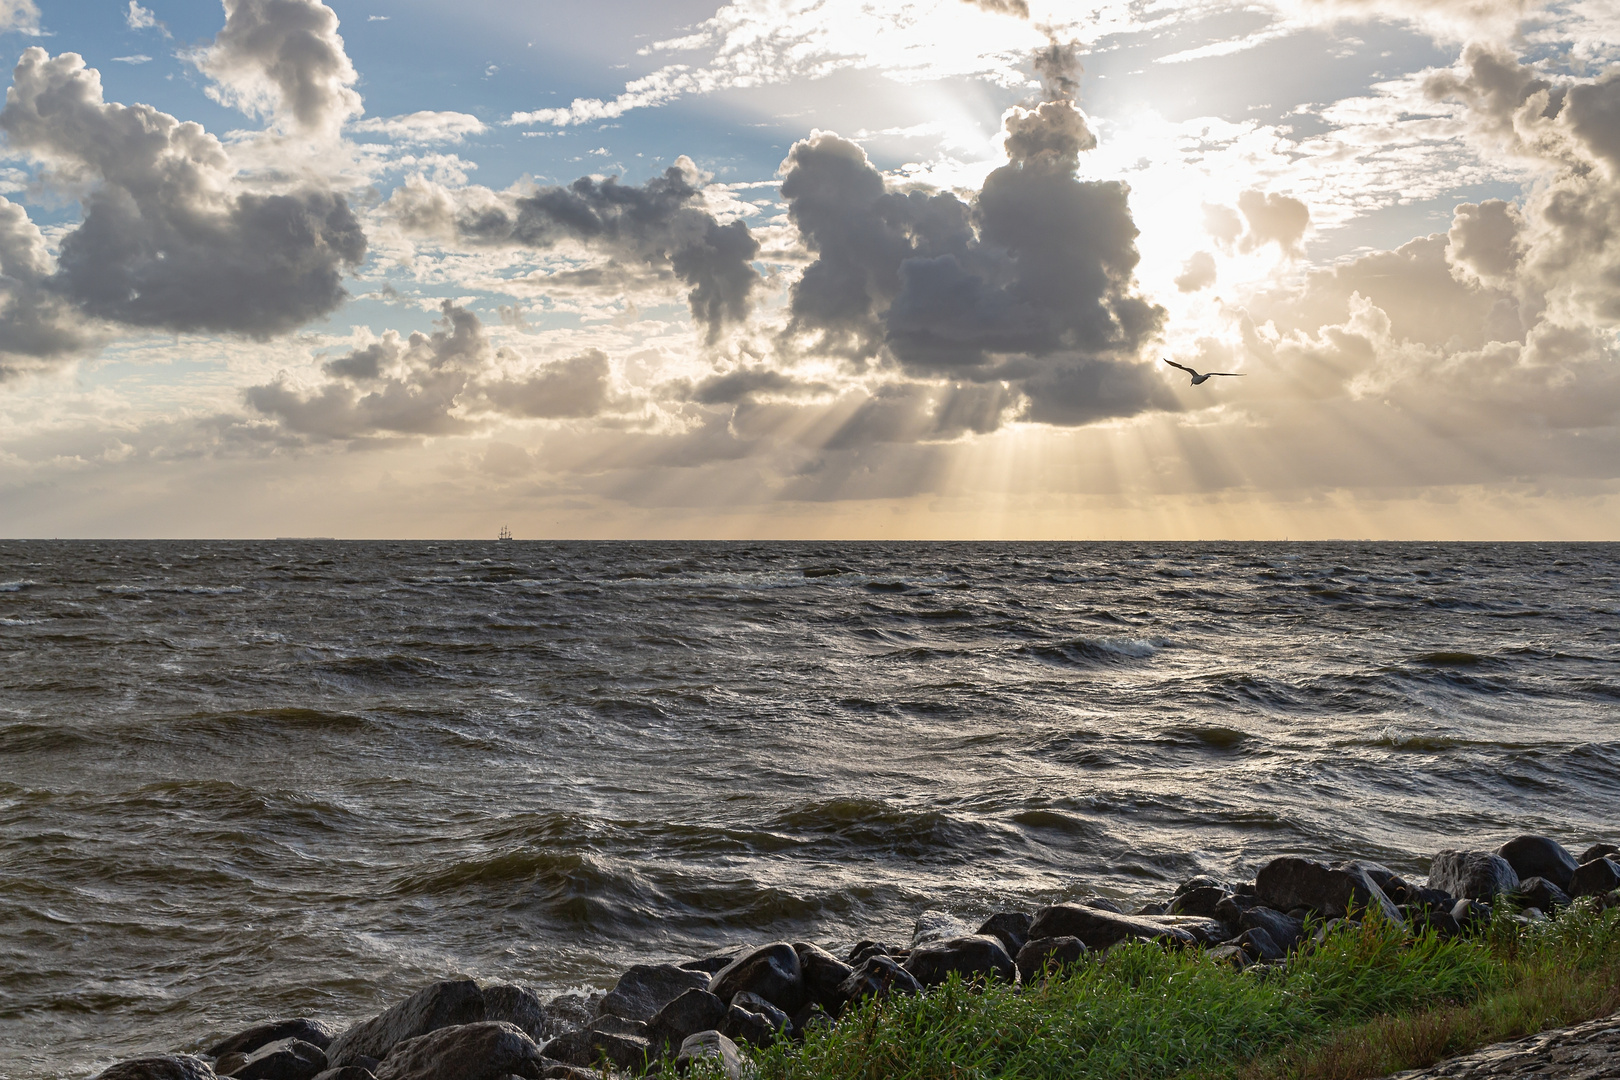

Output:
xmin=2 ymin=541 xmax=1617 ymax=1077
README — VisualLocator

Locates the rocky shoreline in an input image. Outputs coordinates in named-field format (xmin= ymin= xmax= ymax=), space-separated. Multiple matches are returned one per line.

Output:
xmin=91 ymin=835 xmax=1620 ymax=1080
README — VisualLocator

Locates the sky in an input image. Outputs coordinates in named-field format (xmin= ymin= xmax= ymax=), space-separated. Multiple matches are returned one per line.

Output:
xmin=0 ymin=0 xmax=1617 ymax=539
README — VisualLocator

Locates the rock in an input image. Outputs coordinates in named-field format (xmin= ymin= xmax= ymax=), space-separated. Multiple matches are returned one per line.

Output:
xmin=649 ymin=989 xmax=728 ymax=1048
xmin=230 ymin=1039 xmax=326 ymax=1080
xmin=209 ymin=1021 xmax=340 ymax=1060
xmin=911 ymin=909 xmax=973 ymax=946
xmin=1400 ymin=886 xmax=1456 ymax=913
xmin=309 ymin=1071 xmax=375 ymax=1080
xmin=537 ymin=1065 xmax=595 ymax=1080
xmin=1512 ymin=876 xmax=1571 ymax=912
xmin=538 ymin=994 xmax=597 ymax=1036
xmin=598 ymin=964 xmax=711 ymax=1025
xmin=1026 ymin=904 xmax=1213 ymax=950
xmin=481 ymin=985 xmax=555 ymax=1044
xmin=1496 ymin=835 xmax=1578 ymax=892
xmin=835 ymin=954 xmax=922 ymax=1006
xmin=1407 ymin=909 xmax=1462 ymax=939
xmin=1014 ymin=936 xmax=1086 ymax=982
xmin=1579 ymin=843 xmax=1619 ymax=865
xmin=373 ymin=1022 xmax=543 ymax=1080
xmin=708 ymin=942 xmax=803 ymax=1014
xmin=845 ymin=940 xmax=904 ymax=965
xmin=1206 ymin=945 xmax=1248 ymax=969
xmin=1237 ymin=906 xmax=1304 ymax=951
xmin=975 ymin=912 xmax=1032 ymax=957
xmin=326 ymin=981 xmax=485 ymax=1069
xmin=1429 ymin=850 xmax=1521 ymax=901
xmin=792 ymin=943 xmax=853 ymax=1013
xmin=216 ymin=1056 xmax=249 ymax=1076
xmin=95 ymin=1057 xmax=218 ymax=1080
xmin=902 ymin=935 xmax=1015 ymax=987
xmin=1173 ymin=876 xmax=1227 ymax=897
xmin=542 ymin=1028 xmax=649 ymax=1073
xmin=1167 ymin=886 xmax=1225 ymax=919
xmin=720 ymin=1004 xmax=779 ymax=1049
xmin=588 ymin=1014 xmax=650 ymax=1039
xmin=1135 ymin=903 xmax=1167 ymax=917
xmin=1452 ymin=899 xmax=1492 ymax=929
xmin=790 ymin=1003 xmax=832 ymax=1037
xmin=1080 ymin=896 xmax=1124 ymax=914
xmin=1255 ymin=857 xmax=1404 ymax=924
xmin=673 ymin=1032 xmax=745 ymax=1080
xmin=729 ymin=992 xmax=790 ymax=1033
xmin=1339 ymin=860 xmax=1400 ymax=893
xmin=1570 ymin=857 xmax=1620 ymax=898
xmin=1234 ymin=927 xmax=1285 ymax=962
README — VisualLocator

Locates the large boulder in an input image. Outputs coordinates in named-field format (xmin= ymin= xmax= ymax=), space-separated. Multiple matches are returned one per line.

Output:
xmin=1513 ymin=877 xmax=1571 ymax=912
xmin=792 ymin=943 xmax=853 ymax=1013
xmin=649 ymin=989 xmax=728 ymax=1049
xmin=208 ymin=1021 xmax=339 ymax=1060
xmin=596 ymin=964 xmax=710 ymax=1024
xmin=674 ymin=1031 xmax=745 ymax=1080
xmin=1579 ymin=843 xmax=1619 ymax=865
xmin=1167 ymin=886 xmax=1225 ymax=919
xmin=1014 ymin=936 xmax=1086 ymax=982
xmin=1255 ymin=858 xmax=1403 ymax=924
xmin=95 ymin=1058 xmax=217 ymax=1080
xmin=911 ymin=910 xmax=974 ymax=946
xmin=481 ymin=984 xmax=553 ymax=1043
xmin=542 ymin=1028 xmax=650 ymax=1073
xmin=1428 ymin=851 xmax=1520 ymax=901
xmin=1236 ymin=906 xmax=1304 ymax=951
xmin=835 ymin=955 xmax=922 ymax=1006
xmin=373 ymin=1022 xmax=543 ymax=1080
xmin=708 ymin=943 xmax=803 ymax=1014
xmin=229 ymin=1039 xmax=326 ymax=1080
xmin=1234 ymin=927 xmax=1285 ymax=962
xmin=1026 ymin=904 xmax=1210 ymax=950
xmin=326 ymin=981 xmax=484 ymax=1068
xmin=901 ymin=935 xmax=1015 ymax=987
xmin=975 ymin=912 xmax=1032 ymax=957
xmin=724 ymin=993 xmax=790 ymax=1048
xmin=1570 ymin=857 xmax=1620 ymax=898
xmin=1497 ymin=836 xmax=1578 ymax=892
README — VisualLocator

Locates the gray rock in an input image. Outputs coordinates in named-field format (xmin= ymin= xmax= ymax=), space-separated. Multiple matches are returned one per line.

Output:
xmin=326 ymin=981 xmax=485 ymax=1069
xmin=1166 ymin=886 xmax=1225 ymax=919
xmin=482 ymin=985 xmax=552 ymax=1043
xmin=1578 ymin=843 xmax=1619 ymax=865
xmin=975 ymin=912 xmax=1032 ymax=957
xmin=1234 ymin=927 xmax=1285 ymax=962
xmin=649 ymin=989 xmax=728 ymax=1048
xmin=374 ymin=1022 xmax=543 ymax=1080
xmin=1407 ymin=908 xmax=1462 ymax=938
xmin=95 ymin=1057 xmax=218 ymax=1080
xmin=541 ymin=1028 xmax=649 ymax=1073
xmin=844 ymin=940 xmax=904 ymax=965
xmin=1399 ymin=886 xmax=1456 ymax=912
xmin=708 ymin=942 xmax=803 ymax=1014
xmin=309 ymin=1071 xmax=375 ymax=1080
xmin=792 ymin=942 xmax=853 ymax=1013
xmin=678 ymin=949 xmax=743 ymax=975
xmin=587 ymin=1014 xmax=650 ymax=1039
xmin=730 ymin=992 xmax=790 ymax=1031
xmin=1512 ymin=876 xmax=1571 ymax=912
xmin=1237 ymin=906 xmax=1304 ymax=952
xmin=1014 ymin=936 xmax=1086 ymax=982
xmin=1496 ymin=835 xmax=1578 ymax=892
xmin=538 ymin=993 xmax=597 ymax=1035
xmin=1173 ymin=876 xmax=1227 ymax=898
xmin=720 ymin=1003 xmax=780 ymax=1049
xmin=216 ymin=1056 xmax=249 ymax=1077
xmin=598 ymin=964 xmax=711 ymax=1025
xmin=1255 ymin=857 xmax=1404 ymax=924
xmin=1570 ymin=857 xmax=1620 ymax=898
xmin=1452 ymin=899 xmax=1492 ymax=929
xmin=1026 ymin=904 xmax=1209 ymax=950
xmin=911 ymin=909 xmax=973 ymax=946
xmin=1079 ymin=896 xmax=1124 ymax=914
xmin=209 ymin=1021 xmax=340 ymax=1060
xmin=902 ymin=935 xmax=1015 ymax=987
xmin=674 ymin=1032 xmax=745 ymax=1080
xmin=1429 ymin=850 xmax=1520 ymax=901
xmin=229 ymin=1039 xmax=326 ymax=1080
xmin=1206 ymin=945 xmax=1248 ymax=969
xmin=835 ymin=954 xmax=922 ymax=1006
xmin=536 ymin=1064 xmax=596 ymax=1080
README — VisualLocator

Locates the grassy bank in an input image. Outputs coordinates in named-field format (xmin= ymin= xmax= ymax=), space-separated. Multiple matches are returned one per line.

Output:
xmin=725 ymin=901 xmax=1620 ymax=1080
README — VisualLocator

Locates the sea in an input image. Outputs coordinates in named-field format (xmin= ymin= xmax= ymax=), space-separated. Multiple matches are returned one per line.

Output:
xmin=1 ymin=540 xmax=1617 ymax=1077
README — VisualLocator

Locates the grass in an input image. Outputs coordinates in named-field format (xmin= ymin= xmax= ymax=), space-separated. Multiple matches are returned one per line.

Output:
xmin=693 ymin=900 xmax=1620 ymax=1080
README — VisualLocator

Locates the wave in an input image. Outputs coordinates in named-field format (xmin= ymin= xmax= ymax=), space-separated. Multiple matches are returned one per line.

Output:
xmin=0 ymin=578 xmax=37 ymax=592
xmin=1023 ymin=635 xmax=1167 ymax=667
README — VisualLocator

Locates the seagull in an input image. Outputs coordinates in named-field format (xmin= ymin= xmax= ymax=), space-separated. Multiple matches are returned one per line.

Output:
xmin=1163 ymin=358 xmax=1245 ymax=385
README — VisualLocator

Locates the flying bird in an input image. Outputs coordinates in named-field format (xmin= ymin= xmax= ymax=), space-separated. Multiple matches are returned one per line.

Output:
xmin=1163 ymin=358 xmax=1245 ymax=385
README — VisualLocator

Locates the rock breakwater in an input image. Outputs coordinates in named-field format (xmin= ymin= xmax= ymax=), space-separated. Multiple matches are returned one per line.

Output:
xmin=88 ymin=834 xmax=1620 ymax=1080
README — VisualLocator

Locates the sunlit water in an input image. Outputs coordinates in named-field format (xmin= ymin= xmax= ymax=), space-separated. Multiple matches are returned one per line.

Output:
xmin=2 ymin=541 xmax=1617 ymax=1077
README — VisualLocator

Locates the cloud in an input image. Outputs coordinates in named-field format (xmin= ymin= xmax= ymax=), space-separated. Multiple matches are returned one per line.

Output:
xmin=196 ymin=0 xmax=362 ymax=136
xmin=1175 ymin=251 xmax=1217 ymax=292
xmin=350 ymin=111 xmax=487 ymax=143
xmin=0 ymin=0 xmax=38 ymax=35
xmin=244 ymin=301 xmax=617 ymax=440
xmin=0 ymin=196 xmax=99 ymax=378
xmin=112 ymin=55 xmax=153 ymax=65
xmin=386 ymin=158 xmax=761 ymax=342
xmin=1236 ymin=190 xmax=1310 ymax=257
xmin=125 ymin=2 xmax=164 ymax=33
xmin=960 ymin=0 xmax=1027 ymax=15
xmin=0 ymin=47 xmax=367 ymax=338
xmin=687 ymin=366 xmax=830 ymax=404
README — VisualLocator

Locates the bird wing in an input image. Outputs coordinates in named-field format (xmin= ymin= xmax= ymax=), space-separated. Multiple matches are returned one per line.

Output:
xmin=1208 ymin=372 xmax=1246 ymax=377
xmin=1162 ymin=358 xmax=1199 ymax=375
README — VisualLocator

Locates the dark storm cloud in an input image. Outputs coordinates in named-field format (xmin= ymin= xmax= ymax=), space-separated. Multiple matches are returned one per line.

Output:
xmin=197 ymin=0 xmax=362 ymax=134
xmin=0 ymin=196 xmax=98 ymax=379
xmin=0 ymin=48 xmax=366 ymax=339
xmin=688 ymin=366 xmax=829 ymax=405
xmin=390 ymin=159 xmax=760 ymax=343
xmin=244 ymin=301 xmax=615 ymax=441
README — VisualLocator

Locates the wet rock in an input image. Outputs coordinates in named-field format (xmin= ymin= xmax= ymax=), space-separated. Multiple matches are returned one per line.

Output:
xmin=95 ymin=1057 xmax=218 ymax=1080
xmin=309 ymin=1071 xmax=375 ymax=1080
xmin=1452 ymin=899 xmax=1492 ymax=929
xmin=902 ymin=935 xmax=1015 ymax=987
xmin=1234 ymin=927 xmax=1285 ymax=962
xmin=1496 ymin=835 xmax=1578 ymax=892
xmin=911 ymin=909 xmax=973 ymax=946
xmin=1570 ymin=857 xmax=1620 ymax=898
xmin=708 ymin=942 xmax=803 ymax=1015
xmin=1237 ymin=906 xmax=1304 ymax=951
xmin=845 ymin=940 xmax=904 ymax=965
xmin=1255 ymin=857 xmax=1404 ymax=924
xmin=1399 ymin=886 xmax=1456 ymax=913
xmin=216 ymin=1056 xmax=249 ymax=1076
xmin=649 ymin=989 xmax=728 ymax=1048
xmin=674 ymin=1032 xmax=744 ymax=1080
xmin=791 ymin=1003 xmax=832 ymax=1038
xmin=538 ymin=994 xmax=596 ymax=1036
xmin=975 ymin=912 xmax=1032 ymax=957
xmin=537 ymin=1065 xmax=595 ymax=1080
xmin=1167 ymin=886 xmax=1225 ymax=919
xmin=792 ymin=942 xmax=853 ymax=1013
xmin=598 ymin=964 xmax=711 ymax=1025
xmin=720 ymin=1004 xmax=779 ymax=1049
xmin=209 ymin=1021 xmax=340 ymax=1060
xmin=679 ymin=947 xmax=745 ymax=975
xmin=1429 ymin=850 xmax=1521 ymax=901
xmin=1339 ymin=860 xmax=1400 ymax=893
xmin=326 ymin=980 xmax=485 ymax=1069
xmin=1512 ymin=876 xmax=1571 ymax=912
xmin=230 ymin=1039 xmax=326 ymax=1080
xmin=588 ymin=1014 xmax=650 ymax=1039
xmin=836 ymin=954 xmax=923 ymax=1006
xmin=1578 ymin=843 xmax=1619 ymax=865
xmin=1173 ymin=876 xmax=1228 ymax=897
xmin=374 ymin=1022 xmax=543 ymax=1080
xmin=1014 ymin=936 xmax=1086 ymax=982
xmin=481 ymin=985 xmax=554 ymax=1044
xmin=1080 ymin=896 xmax=1124 ymax=914
xmin=1027 ymin=904 xmax=1203 ymax=950
xmin=1407 ymin=908 xmax=1462 ymax=939
xmin=728 ymin=992 xmax=790 ymax=1042
xmin=543 ymin=1029 xmax=649 ymax=1073
xmin=1206 ymin=945 xmax=1248 ymax=969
